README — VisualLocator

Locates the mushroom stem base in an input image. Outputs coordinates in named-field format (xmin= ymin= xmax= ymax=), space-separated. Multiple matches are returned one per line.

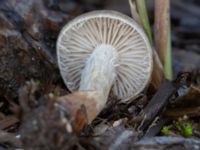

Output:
xmin=79 ymin=44 xmax=118 ymax=113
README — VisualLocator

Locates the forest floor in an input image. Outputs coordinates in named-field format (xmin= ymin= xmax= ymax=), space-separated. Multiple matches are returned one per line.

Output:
xmin=0 ymin=0 xmax=200 ymax=149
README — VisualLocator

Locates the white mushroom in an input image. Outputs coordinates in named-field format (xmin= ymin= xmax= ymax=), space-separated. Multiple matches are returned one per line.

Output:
xmin=57 ymin=10 xmax=153 ymax=123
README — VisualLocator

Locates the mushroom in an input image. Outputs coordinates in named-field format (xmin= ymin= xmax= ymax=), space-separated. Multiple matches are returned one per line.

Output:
xmin=56 ymin=10 xmax=153 ymax=128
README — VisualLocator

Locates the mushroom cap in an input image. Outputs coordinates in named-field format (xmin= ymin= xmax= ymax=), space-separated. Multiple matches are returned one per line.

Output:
xmin=57 ymin=10 xmax=153 ymax=101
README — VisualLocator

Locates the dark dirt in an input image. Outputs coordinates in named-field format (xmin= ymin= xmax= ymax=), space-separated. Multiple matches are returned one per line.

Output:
xmin=0 ymin=0 xmax=200 ymax=149
xmin=0 ymin=0 xmax=70 ymax=99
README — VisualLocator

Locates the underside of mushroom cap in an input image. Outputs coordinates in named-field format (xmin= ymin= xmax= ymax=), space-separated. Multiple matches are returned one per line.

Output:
xmin=57 ymin=10 xmax=153 ymax=101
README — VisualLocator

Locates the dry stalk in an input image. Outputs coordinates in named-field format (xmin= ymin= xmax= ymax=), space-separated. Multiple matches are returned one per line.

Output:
xmin=129 ymin=0 xmax=164 ymax=89
xmin=155 ymin=0 xmax=173 ymax=80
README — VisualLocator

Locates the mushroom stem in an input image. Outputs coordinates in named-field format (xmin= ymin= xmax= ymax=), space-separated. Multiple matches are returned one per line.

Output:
xmin=79 ymin=44 xmax=118 ymax=113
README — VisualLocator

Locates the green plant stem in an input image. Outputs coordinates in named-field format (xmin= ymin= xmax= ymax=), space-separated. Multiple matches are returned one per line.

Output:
xmin=135 ymin=0 xmax=153 ymax=45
